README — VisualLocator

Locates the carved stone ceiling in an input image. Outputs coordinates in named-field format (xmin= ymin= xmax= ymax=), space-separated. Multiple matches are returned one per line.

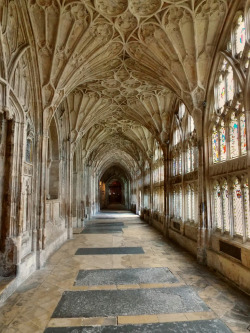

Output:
xmin=2 ymin=0 xmax=230 ymax=173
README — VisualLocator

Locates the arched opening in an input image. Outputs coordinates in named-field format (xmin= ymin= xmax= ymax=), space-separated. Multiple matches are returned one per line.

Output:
xmin=108 ymin=180 xmax=122 ymax=204
xmin=99 ymin=165 xmax=131 ymax=210
xmin=46 ymin=117 xmax=60 ymax=200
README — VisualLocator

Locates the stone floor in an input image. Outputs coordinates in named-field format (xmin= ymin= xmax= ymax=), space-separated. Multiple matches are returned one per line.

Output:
xmin=0 ymin=211 xmax=250 ymax=332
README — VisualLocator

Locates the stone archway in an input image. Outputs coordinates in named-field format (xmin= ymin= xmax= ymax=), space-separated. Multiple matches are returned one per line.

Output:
xmin=108 ymin=180 xmax=122 ymax=205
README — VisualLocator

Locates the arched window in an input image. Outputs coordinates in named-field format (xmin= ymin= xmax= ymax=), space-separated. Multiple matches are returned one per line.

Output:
xmin=209 ymin=9 xmax=250 ymax=244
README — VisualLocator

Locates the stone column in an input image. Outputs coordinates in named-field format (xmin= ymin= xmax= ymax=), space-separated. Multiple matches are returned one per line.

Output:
xmin=196 ymin=138 xmax=207 ymax=264
xmin=36 ymin=129 xmax=48 ymax=265
xmin=245 ymin=110 xmax=250 ymax=216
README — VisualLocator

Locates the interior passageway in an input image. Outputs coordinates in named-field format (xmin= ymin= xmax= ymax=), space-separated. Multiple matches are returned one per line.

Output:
xmin=0 ymin=211 xmax=249 ymax=333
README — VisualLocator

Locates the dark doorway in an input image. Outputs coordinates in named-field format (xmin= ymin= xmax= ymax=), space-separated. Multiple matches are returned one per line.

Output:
xmin=109 ymin=181 xmax=122 ymax=204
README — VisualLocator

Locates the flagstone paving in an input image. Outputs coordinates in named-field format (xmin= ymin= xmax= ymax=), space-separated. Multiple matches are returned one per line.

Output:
xmin=0 ymin=210 xmax=250 ymax=333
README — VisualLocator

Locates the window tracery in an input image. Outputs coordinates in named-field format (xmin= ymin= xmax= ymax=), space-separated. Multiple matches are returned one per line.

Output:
xmin=210 ymin=9 xmax=249 ymax=243
xmin=212 ymin=177 xmax=250 ymax=241
xmin=212 ymin=59 xmax=247 ymax=163
xmin=170 ymin=103 xmax=198 ymax=224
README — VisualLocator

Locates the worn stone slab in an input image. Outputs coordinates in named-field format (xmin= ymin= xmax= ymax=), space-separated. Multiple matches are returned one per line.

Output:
xmin=85 ymin=222 xmax=124 ymax=226
xmin=74 ymin=268 xmax=178 ymax=286
xmin=81 ymin=227 xmax=123 ymax=234
xmin=52 ymin=287 xmax=209 ymax=318
xmin=95 ymin=217 xmax=116 ymax=219
xmin=75 ymin=247 xmax=144 ymax=255
xmin=44 ymin=319 xmax=232 ymax=332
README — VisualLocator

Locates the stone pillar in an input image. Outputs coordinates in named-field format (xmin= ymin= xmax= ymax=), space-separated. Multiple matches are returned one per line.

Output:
xmin=163 ymin=146 xmax=169 ymax=237
xmin=67 ymin=141 xmax=73 ymax=239
xmin=36 ymin=128 xmax=48 ymax=270
xmin=0 ymin=114 xmax=17 ymax=276
xmin=196 ymin=138 xmax=207 ymax=264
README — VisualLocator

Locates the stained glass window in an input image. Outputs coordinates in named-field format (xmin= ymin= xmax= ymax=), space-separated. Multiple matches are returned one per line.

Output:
xmin=230 ymin=113 xmax=239 ymax=158
xmin=240 ymin=114 xmax=247 ymax=155
xmin=218 ymin=75 xmax=226 ymax=109
xmin=235 ymin=15 xmax=246 ymax=56
xmin=214 ymin=183 xmax=222 ymax=229
xmin=243 ymin=180 xmax=250 ymax=238
xmin=233 ymin=178 xmax=243 ymax=236
xmin=212 ymin=127 xmax=219 ymax=163
xmin=220 ymin=122 xmax=226 ymax=161
xmin=222 ymin=181 xmax=230 ymax=232
xmin=226 ymin=67 xmax=234 ymax=101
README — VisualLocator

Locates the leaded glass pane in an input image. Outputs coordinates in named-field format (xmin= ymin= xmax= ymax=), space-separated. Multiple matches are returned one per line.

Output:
xmin=240 ymin=114 xmax=247 ymax=155
xmin=187 ymin=146 xmax=191 ymax=172
xmin=191 ymin=146 xmax=194 ymax=171
xmin=173 ymin=157 xmax=176 ymax=176
xmin=230 ymin=113 xmax=239 ymax=158
xmin=178 ymin=153 xmax=182 ymax=175
xmin=243 ymin=181 xmax=250 ymax=238
xmin=220 ymin=124 xmax=226 ymax=161
xmin=212 ymin=127 xmax=219 ymax=163
xmin=187 ymin=186 xmax=191 ymax=220
xmin=179 ymin=187 xmax=182 ymax=218
xmin=233 ymin=179 xmax=243 ymax=236
xmin=235 ymin=15 xmax=246 ymax=56
xmin=191 ymin=188 xmax=195 ymax=220
xmin=218 ymin=75 xmax=226 ymax=109
xmin=179 ymin=103 xmax=185 ymax=120
xmin=214 ymin=184 xmax=222 ymax=229
xmin=226 ymin=67 xmax=234 ymax=101
xmin=222 ymin=183 xmax=230 ymax=232
xmin=173 ymin=191 xmax=176 ymax=216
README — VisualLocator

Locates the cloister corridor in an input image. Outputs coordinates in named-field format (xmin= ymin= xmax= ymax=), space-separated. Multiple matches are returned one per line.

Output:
xmin=0 ymin=210 xmax=250 ymax=333
xmin=1 ymin=1 xmax=250 ymax=332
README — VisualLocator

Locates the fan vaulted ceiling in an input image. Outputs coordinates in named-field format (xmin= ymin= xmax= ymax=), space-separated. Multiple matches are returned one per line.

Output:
xmin=3 ymin=0 xmax=230 ymax=175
